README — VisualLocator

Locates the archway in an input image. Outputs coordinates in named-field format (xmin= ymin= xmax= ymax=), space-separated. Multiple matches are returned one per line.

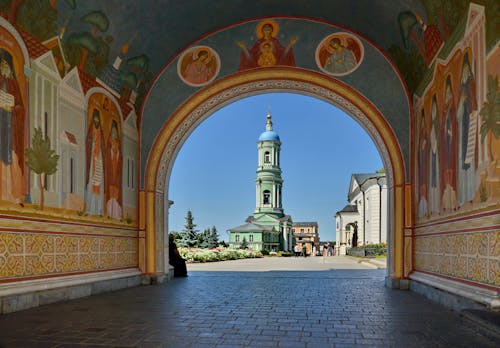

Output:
xmin=142 ymin=68 xmax=409 ymax=287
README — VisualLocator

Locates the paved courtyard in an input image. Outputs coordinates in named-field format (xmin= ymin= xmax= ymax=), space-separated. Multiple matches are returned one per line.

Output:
xmin=0 ymin=256 xmax=498 ymax=347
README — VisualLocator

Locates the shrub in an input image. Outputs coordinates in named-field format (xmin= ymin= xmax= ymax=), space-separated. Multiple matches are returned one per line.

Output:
xmin=178 ymin=247 xmax=263 ymax=263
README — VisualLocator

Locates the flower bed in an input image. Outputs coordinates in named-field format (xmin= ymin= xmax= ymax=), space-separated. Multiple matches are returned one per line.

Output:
xmin=179 ymin=247 xmax=263 ymax=263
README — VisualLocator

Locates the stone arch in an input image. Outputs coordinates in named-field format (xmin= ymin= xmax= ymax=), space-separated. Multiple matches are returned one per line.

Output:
xmin=142 ymin=68 xmax=408 ymax=285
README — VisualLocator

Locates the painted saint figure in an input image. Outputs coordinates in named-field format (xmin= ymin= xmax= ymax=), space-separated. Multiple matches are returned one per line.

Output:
xmin=417 ymin=110 xmax=428 ymax=218
xmin=324 ymin=38 xmax=357 ymax=74
xmin=0 ymin=49 xmax=24 ymax=204
xmin=257 ymin=42 xmax=277 ymax=67
xmin=457 ymin=54 xmax=478 ymax=206
xmin=237 ymin=20 xmax=297 ymax=70
xmin=441 ymin=77 xmax=457 ymax=211
xmin=428 ymin=95 xmax=440 ymax=215
xmin=183 ymin=49 xmax=213 ymax=85
xmin=105 ymin=120 xmax=122 ymax=220
xmin=85 ymin=109 xmax=105 ymax=215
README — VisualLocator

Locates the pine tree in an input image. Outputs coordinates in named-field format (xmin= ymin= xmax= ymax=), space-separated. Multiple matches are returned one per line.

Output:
xmin=181 ymin=210 xmax=199 ymax=247
xmin=240 ymin=236 xmax=249 ymax=249
xmin=209 ymin=225 xmax=219 ymax=248
xmin=199 ymin=228 xmax=211 ymax=248
xmin=25 ymin=127 xmax=59 ymax=210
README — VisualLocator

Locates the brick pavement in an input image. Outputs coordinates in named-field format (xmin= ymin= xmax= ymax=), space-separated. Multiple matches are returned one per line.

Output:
xmin=0 ymin=256 xmax=498 ymax=347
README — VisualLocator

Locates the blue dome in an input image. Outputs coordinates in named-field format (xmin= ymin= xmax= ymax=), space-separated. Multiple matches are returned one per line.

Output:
xmin=259 ymin=130 xmax=280 ymax=141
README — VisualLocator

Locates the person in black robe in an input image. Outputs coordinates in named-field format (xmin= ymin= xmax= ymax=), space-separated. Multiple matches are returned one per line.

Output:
xmin=169 ymin=234 xmax=187 ymax=277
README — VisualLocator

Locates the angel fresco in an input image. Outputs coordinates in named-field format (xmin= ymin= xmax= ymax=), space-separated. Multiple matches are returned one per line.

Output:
xmin=178 ymin=46 xmax=220 ymax=87
xmin=316 ymin=33 xmax=363 ymax=76
xmin=236 ymin=19 xmax=298 ymax=70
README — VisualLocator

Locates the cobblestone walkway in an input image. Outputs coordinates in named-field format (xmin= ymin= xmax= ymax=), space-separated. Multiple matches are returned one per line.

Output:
xmin=0 ymin=258 xmax=498 ymax=347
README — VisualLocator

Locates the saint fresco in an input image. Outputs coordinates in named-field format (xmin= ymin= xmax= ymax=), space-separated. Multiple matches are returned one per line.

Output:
xmin=0 ymin=46 xmax=25 ymax=206
xmin=178 ymin=46 xmax=220 ymax=87
xmin=237 ymin=19 xmax=298 ymax=70
xmin=316 ymin=33 xmax=363 ymax=76
xmin=85 ymin=94 xmax=123 ymax=220
xmin=414 ymin=43 xmax=500 ymax=223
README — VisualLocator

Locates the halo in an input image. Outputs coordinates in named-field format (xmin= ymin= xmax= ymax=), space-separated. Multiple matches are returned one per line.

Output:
xmin=256 ymin=20 xmax=279 ymax=39
xmin=193 ymin=46 xmax=212 ymax=61
xmin=324 ymin=35 xmax=346 ymax=53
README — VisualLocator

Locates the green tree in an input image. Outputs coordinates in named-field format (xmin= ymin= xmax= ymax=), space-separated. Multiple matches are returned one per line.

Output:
xmin=169 ymin=230 xmax=183 ymax=242
xmin=480 ymin=75 xmax=500 ymax=142
xmin=64 ymin=10 xmax=110 ymax=75
xmin=181 ymin=210 xmax=199 ymax=247
xmin=480 ymin=75 xmax=500 ymax=165
xmin=209 ymin=226 xmax=219 ymax=248
xmin=66 ymin=31 xmax=98 ymax=71
xmin=25 ymin=127 xmax=59 ymax=210
xmin=198 ymin=228 xmax=211 ymax=248
xmin=240 ymin=236 xmax=249 ymax=249
xmin=17 ymin=0 xmax=58 ymax=41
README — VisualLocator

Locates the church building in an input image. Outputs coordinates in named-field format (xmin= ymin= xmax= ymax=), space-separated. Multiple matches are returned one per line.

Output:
xmin=228 ymin=113 xmax=293 ymax=251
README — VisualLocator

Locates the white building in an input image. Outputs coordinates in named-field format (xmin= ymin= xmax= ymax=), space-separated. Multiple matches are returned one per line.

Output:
xmin=335 ymin=173 xmax=387 ymax=253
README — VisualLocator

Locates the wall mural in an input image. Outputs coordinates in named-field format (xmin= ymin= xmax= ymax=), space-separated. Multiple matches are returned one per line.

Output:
xmin=177 ymin=46 xmax=220 ymax=87
xmin=0 ymin=0 xmax=496 ymax=288
xmin=316 ymin=32 xmax=363 ymax=76
xmin=413 ymin=4 xmax=499 ymax=224
xmin=411 ymin=3 xmax=499 ymax=289
xmin=0 ymin=29 xmax=27 ymax=208
xmin=236 ymin=19 xmax=298 ymax=70
xmin=0 ymin=3 xmax=139 ymax=232
xmin=85 ymin=93 xmax=123 ymax=219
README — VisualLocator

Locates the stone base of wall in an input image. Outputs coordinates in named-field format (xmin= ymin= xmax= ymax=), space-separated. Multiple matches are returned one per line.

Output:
xmin=410 ymin=271 xmax=500 ymax=312
xmin=385 ymin=276 xmax=409 ymax=290
xmin=0 ymin=269 xmax=142 ymax=314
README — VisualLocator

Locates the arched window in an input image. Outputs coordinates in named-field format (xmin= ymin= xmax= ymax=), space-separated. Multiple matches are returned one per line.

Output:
xmin=264 ymin=151 xmax=270 ymax=163
xmin=263 ymin=190 xmax=271 ymax=204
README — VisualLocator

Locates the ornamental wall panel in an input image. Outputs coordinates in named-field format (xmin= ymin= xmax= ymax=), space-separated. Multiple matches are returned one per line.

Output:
xmin=0 ymin=217 xmax=138 ymax=280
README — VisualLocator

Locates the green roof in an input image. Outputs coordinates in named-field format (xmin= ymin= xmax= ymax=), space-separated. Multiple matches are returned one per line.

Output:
xmin=228 ymin=223 xmax=275 ymax=233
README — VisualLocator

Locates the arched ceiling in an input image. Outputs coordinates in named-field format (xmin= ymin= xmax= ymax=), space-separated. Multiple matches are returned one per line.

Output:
xmin=53 ymin=0 xmax=425 ymax=79
xmin=3 ymin=0 xmax=496 ymax=187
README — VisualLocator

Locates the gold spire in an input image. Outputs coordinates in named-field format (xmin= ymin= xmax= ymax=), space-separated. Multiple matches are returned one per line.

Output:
xmin=266 ymin=110 xmax=273 ymax=131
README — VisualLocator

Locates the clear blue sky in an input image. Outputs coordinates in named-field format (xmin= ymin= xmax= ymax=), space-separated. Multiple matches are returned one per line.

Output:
xmin=168 ymin=93 xmax=383 ymax=242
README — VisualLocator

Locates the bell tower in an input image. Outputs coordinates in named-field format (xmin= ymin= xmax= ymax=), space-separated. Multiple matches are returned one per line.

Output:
xmin=254 ymin=112 xmax=284 ymax=218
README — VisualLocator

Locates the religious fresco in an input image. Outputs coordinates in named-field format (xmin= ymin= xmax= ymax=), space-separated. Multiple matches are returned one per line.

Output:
xmin=0 ymin=11 xmax=138 ymax=228
xmin=177 ymin=46 xmax=220 ymax=87
xmin=316 ymin=33 xmax=363 ymax=76
xmin=412 ymin=2 xmax=499 ymax=292
xmin=236 ymin=19 xmax=298 ymax=70
xmin=0 ymin=28 xmax=27 ymax=208
xmin=390 ymin=0 xmax=499 ymax=96
xmin=86 ymin=93 xmax=123 ymax=220
xmin=413 ymin=3 xmax=499 ymax=224
xmin=0 ymin=0 xmax=495 ymax=295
